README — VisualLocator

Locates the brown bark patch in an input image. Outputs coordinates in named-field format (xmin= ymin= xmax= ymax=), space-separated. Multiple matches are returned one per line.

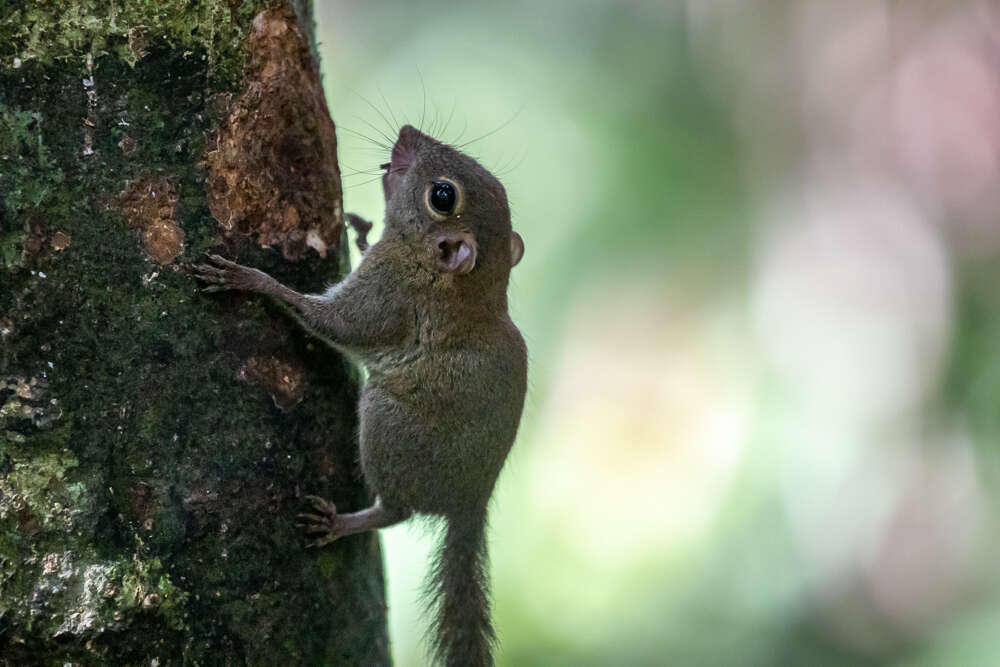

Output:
xmin=50 ymin=231 xmax=71 ymax=251
xmin=24 ymin=220 xmax=46 ymax=255
xmin=119 ymin=176 xmax=184 ymax=265
xmin=312 ymin=448 xmax=336 ymax=480
xmin=205 ymin=8 xmax=343 ymax=261
xmin=239 ymin=354 xmax=307 ymax=410
xmin=118 ymin=135 xmax=138 ymax=155
xmin=128 ymin=482 xmax=156 ymax=525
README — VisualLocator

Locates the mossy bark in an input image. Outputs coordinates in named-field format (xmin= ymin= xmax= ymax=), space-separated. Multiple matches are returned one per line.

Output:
xmin=0 ymin=2 xmax=389 ymax=665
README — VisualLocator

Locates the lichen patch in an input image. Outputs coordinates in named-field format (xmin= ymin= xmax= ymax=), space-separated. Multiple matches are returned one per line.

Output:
xmin=205 ymin=8 xmax=343 ymax=261
xmin=127 ymin=26 xmax=150 ymax=66
xmin=0 ymin=448 xmax=79 ymax=531
xmin=23 ymin=220 xmax=46 ymax=255
xmin=1 ymin=376 xmax=62 ymax=427
xmin=119 ymin=176 xmax=185 ymax=265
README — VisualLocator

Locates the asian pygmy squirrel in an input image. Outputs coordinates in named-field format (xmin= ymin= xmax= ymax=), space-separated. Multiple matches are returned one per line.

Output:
xmin=196 ymin=125 xmax=527 ymax=667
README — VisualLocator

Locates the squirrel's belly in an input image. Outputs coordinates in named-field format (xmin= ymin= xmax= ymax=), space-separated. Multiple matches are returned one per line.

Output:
xmin=357 ymin=383 xmax=512 ymax=515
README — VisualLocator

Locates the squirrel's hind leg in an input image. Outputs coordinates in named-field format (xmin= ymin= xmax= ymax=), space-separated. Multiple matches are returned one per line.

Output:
xmin=298 ymin=495 xmax=411 ymax=548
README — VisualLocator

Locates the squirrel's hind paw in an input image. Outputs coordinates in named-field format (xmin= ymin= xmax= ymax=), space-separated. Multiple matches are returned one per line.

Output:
xmin=297 ymin=495 xmax=342 ymax=548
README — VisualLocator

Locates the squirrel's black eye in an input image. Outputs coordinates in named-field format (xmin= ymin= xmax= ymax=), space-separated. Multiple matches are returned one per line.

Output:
xmin=429 ymin=182 xmax=457 ymax=215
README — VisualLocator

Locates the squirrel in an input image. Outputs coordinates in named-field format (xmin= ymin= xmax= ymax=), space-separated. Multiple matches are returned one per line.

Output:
xmin=196 ymin=124 xmax=527 ymax=667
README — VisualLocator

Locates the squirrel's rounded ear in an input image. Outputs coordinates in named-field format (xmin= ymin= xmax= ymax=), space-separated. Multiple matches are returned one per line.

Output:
xmin=510 ymin=231 xmax=524 ymax=267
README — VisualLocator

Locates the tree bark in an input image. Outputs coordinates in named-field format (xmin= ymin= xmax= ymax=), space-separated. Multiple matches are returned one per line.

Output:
xmin=0 ymin=2 xmax=389 ymax=664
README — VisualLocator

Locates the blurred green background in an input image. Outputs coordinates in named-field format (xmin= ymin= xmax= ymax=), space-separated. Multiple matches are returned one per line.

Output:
xmin=316 ymin=2 xmax=1000 ymax=665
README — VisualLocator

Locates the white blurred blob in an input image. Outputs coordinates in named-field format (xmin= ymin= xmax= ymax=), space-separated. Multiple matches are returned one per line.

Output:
xmin=753 ymin=178 xmax=985 ymax=649
xmin=754 ymin=180 xmax=951 ymax=421
xmin=532 ymin=282 xmax=748 ymax=561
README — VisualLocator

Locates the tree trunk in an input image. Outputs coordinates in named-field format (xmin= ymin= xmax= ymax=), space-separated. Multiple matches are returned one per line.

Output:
xmin=0 ymin=2 xmax=389 ymax=664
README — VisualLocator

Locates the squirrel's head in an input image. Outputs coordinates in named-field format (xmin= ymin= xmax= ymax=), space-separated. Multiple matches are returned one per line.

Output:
xmin=381 ymin=125 xmax=523 ymax=284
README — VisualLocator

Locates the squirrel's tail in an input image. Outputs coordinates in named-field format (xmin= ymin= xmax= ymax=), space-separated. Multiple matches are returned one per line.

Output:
xmin=427 ymin=511 xmax=496 ymax=667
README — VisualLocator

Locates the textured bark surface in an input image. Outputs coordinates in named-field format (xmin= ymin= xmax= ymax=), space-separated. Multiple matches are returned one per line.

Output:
xmin=0 ymin=2 xmax=389 ymax=665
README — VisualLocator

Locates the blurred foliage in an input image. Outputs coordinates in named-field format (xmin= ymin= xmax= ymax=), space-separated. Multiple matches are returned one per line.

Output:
xmin=317 ymin=1 xmax=1000 ymax=665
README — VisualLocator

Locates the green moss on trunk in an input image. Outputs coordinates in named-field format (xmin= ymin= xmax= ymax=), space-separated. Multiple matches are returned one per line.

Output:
xmin=0 ymin=2 xmax=388 ymax=664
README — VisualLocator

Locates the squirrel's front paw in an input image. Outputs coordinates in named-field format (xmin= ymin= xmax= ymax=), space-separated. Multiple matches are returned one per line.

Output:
xmin=297 ymin=495 xmax=343 ymax=548
xmin=194 ymin=254 xmax=270 ymax=293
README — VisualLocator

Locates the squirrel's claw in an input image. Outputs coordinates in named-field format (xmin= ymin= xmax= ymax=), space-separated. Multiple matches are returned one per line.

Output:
xmin=299 ymin=495 xmax=341 ymax=548
xmin=193 ymin=254 xmax=235 ymax=291
xmin=193 ymin=253 xmax=271 ymax=294
xmin=304 ymin=494 xmax=334 ymax=510
xmin=205 ymin=253 xmax=237 ymax=267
